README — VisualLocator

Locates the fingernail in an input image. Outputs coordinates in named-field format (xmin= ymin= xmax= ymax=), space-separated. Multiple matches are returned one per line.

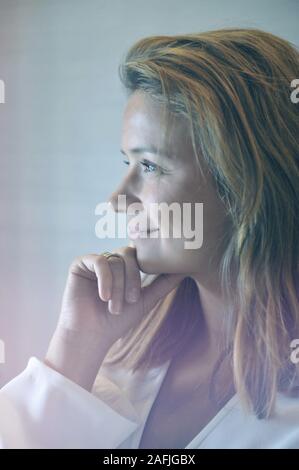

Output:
xmin=108 ymin=300 xmax=120 ymax=315
xmin=127 ymin=288 xmax=139 ymax=303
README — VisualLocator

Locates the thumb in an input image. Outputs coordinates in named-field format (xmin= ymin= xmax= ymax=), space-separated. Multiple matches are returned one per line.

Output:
xmin=142 ymin=273 xmax=186 ymax=314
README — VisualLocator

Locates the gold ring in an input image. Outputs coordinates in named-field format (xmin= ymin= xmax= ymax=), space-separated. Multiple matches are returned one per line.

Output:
xmin=101 ymin=251 xmax=121 ymax=261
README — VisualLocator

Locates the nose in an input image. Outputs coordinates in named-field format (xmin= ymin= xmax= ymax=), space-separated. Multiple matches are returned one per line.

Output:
xmin=107 ymin=182 xmax=143 ymax=215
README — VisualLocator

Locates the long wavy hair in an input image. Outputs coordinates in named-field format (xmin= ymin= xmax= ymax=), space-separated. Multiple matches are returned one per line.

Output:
xmin=103 ymin=28 xmax=299 ymax=419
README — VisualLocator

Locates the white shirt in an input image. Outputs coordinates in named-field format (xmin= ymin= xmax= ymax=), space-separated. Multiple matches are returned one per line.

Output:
xmin=0 ymin=356 xmax=299 ymax=448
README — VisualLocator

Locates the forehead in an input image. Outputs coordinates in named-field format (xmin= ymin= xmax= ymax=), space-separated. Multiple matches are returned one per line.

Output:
xmin=121 ymin=90 xmax=191 ymax=158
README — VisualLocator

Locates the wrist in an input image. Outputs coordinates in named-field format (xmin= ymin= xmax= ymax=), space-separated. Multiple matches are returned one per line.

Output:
xmin=44 ymin=327 xmax=112 ymax=391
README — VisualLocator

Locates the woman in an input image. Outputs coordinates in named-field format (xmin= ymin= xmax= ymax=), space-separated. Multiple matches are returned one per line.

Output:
xmin=1 ymin=27 xmax=299 ymax=449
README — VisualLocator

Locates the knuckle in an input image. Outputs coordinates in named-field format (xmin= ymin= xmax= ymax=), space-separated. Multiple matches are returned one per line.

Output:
xmin=94 ymin=256 xmax=107 ymax=270
xmin=97 ymin=253 xmax=111 ymax=264
xmin=109 ymin=256 xmax=125 ymax=273
xmin=122 ymin=245 xmax=136 ymax=256
xmin=68 ymin=255 xmax=83 ymax=272
xmin=97 ymin=254 xmax=125 ymax=273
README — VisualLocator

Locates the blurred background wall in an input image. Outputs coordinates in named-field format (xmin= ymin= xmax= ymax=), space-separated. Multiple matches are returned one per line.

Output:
xmin=0 ymin=0 xmax=298 ymax=385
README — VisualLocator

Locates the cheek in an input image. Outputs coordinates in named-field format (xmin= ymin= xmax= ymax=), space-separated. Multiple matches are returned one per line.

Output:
xmin=144 ymin=174 xmax=201 ymax=233
xmin=158 ymin=187 xmax=203 ymax=239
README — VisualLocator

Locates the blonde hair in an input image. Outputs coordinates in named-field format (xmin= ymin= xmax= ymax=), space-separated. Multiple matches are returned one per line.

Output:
xmin=103 ymin=28 xmax=299 ymax=419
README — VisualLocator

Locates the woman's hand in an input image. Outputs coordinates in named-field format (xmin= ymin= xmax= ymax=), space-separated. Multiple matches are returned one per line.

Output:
xmin=44 ymin=245 xmax=185 ymax=390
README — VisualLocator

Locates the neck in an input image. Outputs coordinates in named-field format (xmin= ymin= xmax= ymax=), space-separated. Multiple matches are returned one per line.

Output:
xmin=188 ymin=270 xmax=236 ymax=357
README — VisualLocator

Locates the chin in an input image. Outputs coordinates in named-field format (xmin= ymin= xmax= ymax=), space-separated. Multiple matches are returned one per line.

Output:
xmin=137 ymin=258 xmax=182 ymax=276
xmin=135 ymin=255 xmax=163 ymax=275
xmin=138 ymin=263 xmax=163 ymax=275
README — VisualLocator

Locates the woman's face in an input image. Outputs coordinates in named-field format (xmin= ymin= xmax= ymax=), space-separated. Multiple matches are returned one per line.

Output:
xmin=108 ymin=90 xmax=231 ymax=280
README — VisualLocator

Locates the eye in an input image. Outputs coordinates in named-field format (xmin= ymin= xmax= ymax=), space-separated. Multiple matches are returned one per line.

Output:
xmin=140 ymin=159 xmax=159 ymax=174
xmin=122 ymin=159 xmax=161 ymax=174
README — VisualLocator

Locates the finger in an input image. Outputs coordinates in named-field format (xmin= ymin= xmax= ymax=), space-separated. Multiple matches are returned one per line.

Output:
xmin=93 ymin=256 xmax=113 ymax=301
xmin=107 ymin=256 xmax=125 ymax=315
xmin=142 ymin=273 xmax=186 ymax=314
xmin=118 ymin=246 xmax=141 ymax=303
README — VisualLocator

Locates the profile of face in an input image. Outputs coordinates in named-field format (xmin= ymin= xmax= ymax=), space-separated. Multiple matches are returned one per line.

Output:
xmin=108 ymin=90 xmax=232 ymax=281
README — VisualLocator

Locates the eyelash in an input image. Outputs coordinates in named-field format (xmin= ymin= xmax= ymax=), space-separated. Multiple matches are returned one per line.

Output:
xmin=122 ymin=159 xmax=162 ymax=174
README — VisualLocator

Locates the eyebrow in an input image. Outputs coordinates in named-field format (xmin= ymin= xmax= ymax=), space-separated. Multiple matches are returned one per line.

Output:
xmin=120 ymin=145 xmax=172 ymax=160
